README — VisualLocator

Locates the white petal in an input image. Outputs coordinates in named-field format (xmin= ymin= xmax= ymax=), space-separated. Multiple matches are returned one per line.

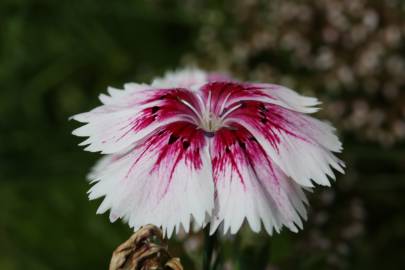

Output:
xmin=88 ymin=123 xmax=214 ymax=237
xmin=72 ymin=88 xmax=201 ymax=154
xmin=209 ymin=127 xmax=308 ymax=235
xmin=249 ymin=83 xmax=321 ymax=113
xmin=152 ymin=68 xmax=208 ymax=89
xmin=229 ymin=103 xmax=345 ymax=187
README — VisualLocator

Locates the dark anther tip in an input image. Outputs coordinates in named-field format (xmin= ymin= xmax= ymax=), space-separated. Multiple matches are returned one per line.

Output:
xmin=182 ymin=141 xmax=190 ymax=150
xmin=238 ymin=140 xmax=246 ymax=149
xmin=249 ymin=136 xmax=258 ymax=142
xmin=204 ymin=131 xmax=216 ymax=138
xmin=151 ymin=106 xmax=160 ymax=114
xmin=259 ymin=103 xmax=267 ymax=112
xmin=168 ymin=134 xmax=179 ymax=144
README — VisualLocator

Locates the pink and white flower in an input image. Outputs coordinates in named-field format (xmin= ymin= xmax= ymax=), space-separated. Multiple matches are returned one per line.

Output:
xmin=72 ymin=68 xmax=344 ymax=237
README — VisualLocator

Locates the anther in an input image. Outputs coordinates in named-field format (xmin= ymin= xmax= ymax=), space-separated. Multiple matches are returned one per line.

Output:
xmin=168 ymin=134 xmax=179 ymax=144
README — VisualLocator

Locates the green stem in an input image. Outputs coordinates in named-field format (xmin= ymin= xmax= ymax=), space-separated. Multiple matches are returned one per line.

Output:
xmin=202 ymin=227 xmax=217 ymax=270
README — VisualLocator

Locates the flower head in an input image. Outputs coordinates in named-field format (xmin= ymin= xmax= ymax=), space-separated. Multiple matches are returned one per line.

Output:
xmin=72 ymin=68 xmax=344 ymax=237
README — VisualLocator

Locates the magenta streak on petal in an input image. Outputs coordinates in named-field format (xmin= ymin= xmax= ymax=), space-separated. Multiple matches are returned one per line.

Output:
xmin=143 ymin=122 xmax=206 ymax=196
xmin=167 ymin=125 xmax=201 ymax=183
xmin=199 ymin=82 xmax=281 ymax=118
xmin=213 ymin=124 xmax=292 ymax=216
xmin=200 ymin=82 xmax=248 ymax=116
xmin=247 ymin=137 xmax=302 ymax=218
xmin=114 ymin=118 xmax=142 ymax=143
xmin=212 ymin=127 xmax=247 ymax=189
xmin=211 ymin=123 xmax=286 ymax=196
xmin=247 ymin=133 xmax=281 ymax=190
xmin=109 ymin=88 xmax=204 ymax=144
xmin=225 ymin=101 xmax=310 ymax=151
xmin=243 ymin=136 xmax=288 ymax=214
xmin=125 ymin=131 xmax=163 ymax=178
xmin=142 ymin=88 xmax=203 ymax=121
xmin=246 ymin=140 xmax=293 ymax=216
xmin=233 ymin=126 xmax=280 ymax=187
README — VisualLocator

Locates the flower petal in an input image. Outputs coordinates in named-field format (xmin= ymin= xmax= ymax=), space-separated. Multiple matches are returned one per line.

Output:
xmin=225 ymin=101 xmax=344 ymax=187
xmin=151 ymin=68 xmax=208 ymax=89
xmin=88 ymin=122 xmax=214 ymax=237
xmin=248 ymin=83 xmax=321 ymax=113
xmin=209 ymin=126 xmax=308 ymax=235
xmin=72 ymin=88 xmax=203 ymax=154
xmin=199 ymin=82 xmax=320 ymax=117
xmin=98 ymin=83 xmax=152 ymax=106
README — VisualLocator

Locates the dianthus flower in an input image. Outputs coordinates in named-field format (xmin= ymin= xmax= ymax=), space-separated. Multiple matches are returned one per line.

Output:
xmin=72 ymin=69 xmax=344 ymax=237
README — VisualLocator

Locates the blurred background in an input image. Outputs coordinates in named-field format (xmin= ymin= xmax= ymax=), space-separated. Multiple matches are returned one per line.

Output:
xmin=0 ymin=0 xmax=404 ymax=269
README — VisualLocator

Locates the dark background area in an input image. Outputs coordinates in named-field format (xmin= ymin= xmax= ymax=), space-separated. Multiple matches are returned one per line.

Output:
xmin=0 ymin=0 xmax=404 ymax=269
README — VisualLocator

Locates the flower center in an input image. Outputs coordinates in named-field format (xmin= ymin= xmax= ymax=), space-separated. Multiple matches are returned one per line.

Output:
xmin=177 ymin=91 xmax=242 ymax=136
xmin=199 ymin=112 xmax=223 ymax=133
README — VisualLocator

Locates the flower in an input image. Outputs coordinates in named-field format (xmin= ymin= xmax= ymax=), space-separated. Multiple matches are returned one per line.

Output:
xmin=72 ymin=68 xmax=344 ymax=237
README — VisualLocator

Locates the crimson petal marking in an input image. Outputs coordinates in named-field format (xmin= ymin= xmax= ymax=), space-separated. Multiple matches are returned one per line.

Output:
xmin=72 ymin=88 xmax=203 ymax=154
xmin=88 ymin=122 xmax=214 ymax=237
xmin=210 ymin=126 xmax=308 ymax=235
xmin=248 ymin=83 xmax=320 ymax=113
xmin=225 ymin=101 xmax=344 ymax=187
xmin=199 ymin=82 xmax=320 ymax=117
xmin=200 ymin=82 xmax=247 ymax=116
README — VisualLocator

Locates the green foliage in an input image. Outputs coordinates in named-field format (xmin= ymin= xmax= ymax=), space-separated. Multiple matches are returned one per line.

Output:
xmin=0 ymin=0 xmax=404 ymax=269
xmin=0 ymin=1 xmax=196 ymax=269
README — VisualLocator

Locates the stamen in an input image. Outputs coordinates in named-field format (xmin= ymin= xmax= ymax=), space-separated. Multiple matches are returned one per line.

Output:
xmin=219 ymin=103 xmax=242 ymax=122
xmin=196 ymin=94 xmax=207 ymax=118
xmin=177 ymin=91 xmax=244 ymax=134
xmin=176 ymin=97 xmax=203 ymax=123
xmin=219 ymin=92 xmax=233 ymax=116
xmin=179 ymin=114 xmax=200 ymax=124
xmin=207 ymin=90 xmax=212 ymax=113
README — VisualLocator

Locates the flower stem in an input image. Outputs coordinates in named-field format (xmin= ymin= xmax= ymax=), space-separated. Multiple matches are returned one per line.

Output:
xmin=202 ymin=227 xmax=218 ymax=270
